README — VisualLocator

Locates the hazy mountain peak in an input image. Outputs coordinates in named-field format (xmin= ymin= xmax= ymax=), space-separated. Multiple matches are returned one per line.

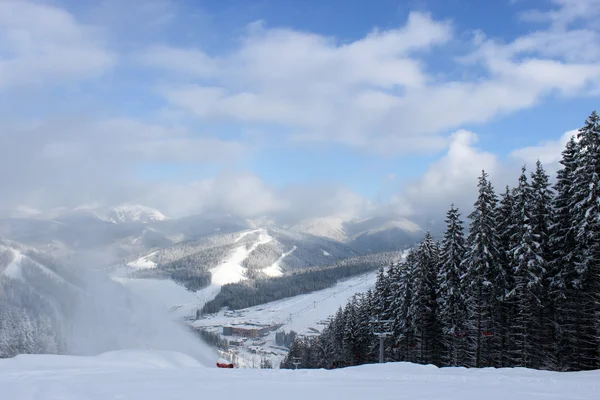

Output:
xmin=289 ymin=217 xmax=348 ymax=242
xmin=108 ymin=205 xmax=167 ymax=224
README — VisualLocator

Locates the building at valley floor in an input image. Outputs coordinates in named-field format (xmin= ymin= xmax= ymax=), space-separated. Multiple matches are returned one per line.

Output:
xmin=222 ymin=323 xmax=282 ymax=338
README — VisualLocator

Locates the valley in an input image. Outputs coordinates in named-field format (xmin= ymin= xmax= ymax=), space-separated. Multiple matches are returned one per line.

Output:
xmin=0 ymin=205 xmax=420 ymax=365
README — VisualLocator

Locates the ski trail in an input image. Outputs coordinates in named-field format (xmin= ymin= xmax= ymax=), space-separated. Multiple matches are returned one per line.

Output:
xmin=263 ymin=245 xmax=297 ymax=277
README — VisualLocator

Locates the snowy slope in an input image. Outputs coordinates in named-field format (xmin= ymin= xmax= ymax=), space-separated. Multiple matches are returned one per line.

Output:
xmin=193 ymin=271 xmax=378 ymax=367
xmin=115 ymin=230 xmax=279 ymax=319
xmin=1 ymin=352 xmax=598 ymax=400
xmin=211 ymin=229 xmax=273 ymax=285
xmin=196 ymin=270 xmax=378 ymax=334
xmin=1 ymin=247 xmax=74 ymax=288
xmin=126 ymin=251 xmax=158 ymax=269
xmin=109 ymin=204 xmax=167 ymax=224
xmin=289 ymin=217 xmax=348 ymax=241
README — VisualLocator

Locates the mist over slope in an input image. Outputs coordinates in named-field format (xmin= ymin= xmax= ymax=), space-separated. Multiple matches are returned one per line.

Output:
xmin=0 ymin=240 xmax=216 ymax=364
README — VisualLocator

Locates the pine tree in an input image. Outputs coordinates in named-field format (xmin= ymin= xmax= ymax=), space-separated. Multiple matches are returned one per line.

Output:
xmin=409 ymin=232 xmax=440 ymax=365
xmin=568 ymin=111 xmax=600 ymax=370
xmin=496 ymin=185 xmax=517 ymax=366
xmin=436 ymin=204 xmax=467 ymax=366
xmin=530 ymin=160 xmax=556 ymax=369
xmin=549 ymin=136 xmax=579 ymax=370
xmin=462 ymin=170 xmax=505 ymax=367
xmin=509 ymin=166 xmax=546 ymax=368
xmin=389 ymin=255 xmax=416 ymax=362
xmin=372 ymin=266 xmax=392 ymax=321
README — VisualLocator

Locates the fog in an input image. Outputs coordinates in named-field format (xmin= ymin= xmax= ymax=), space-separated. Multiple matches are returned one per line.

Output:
xmin=64 ymin=265 xmax=217 ymax=366
xmin=0 ymin=245 xmax=217 ymax=366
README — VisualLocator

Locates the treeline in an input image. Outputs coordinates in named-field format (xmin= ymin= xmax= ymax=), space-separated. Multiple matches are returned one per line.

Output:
xmin=192 ymin=328 xmax=229 ymax=351
xmin=201 ymin=252 xmax=400 ymax=314
xmin=0 ymin=247 xmax=79 ymax=357
xmin=275 ymin=330 xmax=297 ymax=348
xmin=282 ymin=111 xmax=600 ymax=372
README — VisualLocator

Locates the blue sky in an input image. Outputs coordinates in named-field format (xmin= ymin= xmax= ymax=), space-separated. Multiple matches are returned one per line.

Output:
xmin=1 ymin=0 xmax=599 ymax=220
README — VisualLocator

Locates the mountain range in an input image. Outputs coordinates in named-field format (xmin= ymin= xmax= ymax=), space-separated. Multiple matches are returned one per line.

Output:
xmin=0 ymin=204 xmax=425 ymax=268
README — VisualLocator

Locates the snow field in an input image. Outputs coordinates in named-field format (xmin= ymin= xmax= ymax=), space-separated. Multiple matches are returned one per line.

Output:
xmin=1 ymin=352 xmax=598 ymax=400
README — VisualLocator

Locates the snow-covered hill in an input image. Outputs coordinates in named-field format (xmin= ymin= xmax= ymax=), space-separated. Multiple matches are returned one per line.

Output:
xmin=108 ymin=204 xmax=167 ymax=224
xmin=289 ymin=215 xmax=424 ymax=252
xmin=125 ymin=227 xmax=360 ymax=283
xmin=1 ymin=351 xmax=597 ymax=399
xmin=289 ymin=217 xmax=348 ymax=241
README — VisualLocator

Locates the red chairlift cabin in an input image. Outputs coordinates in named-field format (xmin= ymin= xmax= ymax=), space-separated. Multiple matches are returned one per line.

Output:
xmin=481 ymin=330 xmax=494 ymax=337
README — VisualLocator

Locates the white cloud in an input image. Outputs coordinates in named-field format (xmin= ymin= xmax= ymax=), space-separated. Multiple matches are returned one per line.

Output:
xmin=388 ymin=126 xmax=581 ymax=221
xmin=389 ymin=130 xmax=499 ymax=217
xmin=0 ymin=1 xmax=116 ymax=88
xmin=139 ymin=6 xmax=600 ymax=155
xmin=519 ymin=0 xmax=600 ymax=28
xmin=509 ymin=129 xmax=578 ymax=175
xmin=1 ymin=0 xmax=599 ymax=224
xmin=0 ymin=116 xmax=247 ymax=213
xmin=133 ymin=173 xmax=374 ymax=221
xmin=139 ymin=11 xmax=455 ymax=154
xmin=138 ymin=172 xmax=284 ymax=218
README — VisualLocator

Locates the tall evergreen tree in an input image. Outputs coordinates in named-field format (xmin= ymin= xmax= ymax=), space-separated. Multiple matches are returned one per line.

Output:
xmin=509 ymin=166 xmax=546 ymax=368
xmin=496 ymin=185 xmax=517 ymax=365
xmin=529 ymin=160 xmax=556 ymax=369
xmin=372 ymin=266 xmax=392 ymax=321
xmin=462 ymin=170 xmax=504 ymax=367
xmin=549 ymin=136 xmax=580 ymax=370
xmin=389 ymin=255 xmax=416 ymax=362
xmin=568 ymin=111 xmax=600 ymax=370
xmin=436 ymin=204 xmax=467 ymax=366
xmin=409 ymin=232 xmax=440 ymax=365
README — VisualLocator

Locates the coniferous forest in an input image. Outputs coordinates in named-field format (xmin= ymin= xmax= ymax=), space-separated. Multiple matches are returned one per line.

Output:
xmin=282 ymin=111 xmax=600 ymax=372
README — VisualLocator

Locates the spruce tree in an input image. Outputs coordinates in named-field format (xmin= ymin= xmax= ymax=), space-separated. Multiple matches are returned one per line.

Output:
xmin=389 ymin=255 xmax=416 ymax=362
xmin=497 ymin=185 xmax=517 ymax=366
xmin=569 ymin=111 xmax=600 ymax=370
xmin=462 ymin=170 xmax=504 ymax=367
xmin=549 ymin=136 xmax=579 ymax=370
xmin=409 ymin=232 xmax=440 ymax=365
xmin=530 ymin=160 xmax=556 ymax=369
xmin=436 ymin=204 xmax=467 ymax=366
xmin=509 ymin=166 xmax=546 ymax=368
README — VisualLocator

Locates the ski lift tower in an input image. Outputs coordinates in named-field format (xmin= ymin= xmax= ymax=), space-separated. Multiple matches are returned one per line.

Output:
xmin=369 ymin=319 xmax=393 ymax=364
xmin=292 ymin=357 xmax=302 ymax=370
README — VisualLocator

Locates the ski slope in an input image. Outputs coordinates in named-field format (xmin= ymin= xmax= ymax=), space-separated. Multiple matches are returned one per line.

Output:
xmin=195 ymin=270 xmax=377 ymax=334
xmin=194 ymin=270 xmax=378 ymax=367
xmin=126 ymin=251 xmax=158 ymax=269
xmin=116 ymin=229 xmax=280 ymax=319
xmin=1 ymin=352 xmax=598 ymax=400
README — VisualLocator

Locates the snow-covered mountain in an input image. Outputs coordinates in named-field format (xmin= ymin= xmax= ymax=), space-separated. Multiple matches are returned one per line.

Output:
xmin=288 ymin=217 xmax=347 ymax=242
xmin=124 ymin=227 xmax=361 ymax=287
xmin=289 ymin=215 xmax=424 ymax=252
xmin=345 ymin=216 xmax=423 ymax=253
xmin=108 ymin=204 xmax=167 ymax=224
xmin=0 ymin=206 xmax=424 ymax=278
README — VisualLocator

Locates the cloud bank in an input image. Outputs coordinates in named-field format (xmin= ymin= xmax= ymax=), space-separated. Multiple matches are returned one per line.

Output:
xmin=0 ymin=0 xmax=597 ymax=223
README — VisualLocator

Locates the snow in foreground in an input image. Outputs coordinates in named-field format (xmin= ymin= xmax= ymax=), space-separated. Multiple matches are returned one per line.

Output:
xmin=1 ymin=351 xmax=598 ymax=400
